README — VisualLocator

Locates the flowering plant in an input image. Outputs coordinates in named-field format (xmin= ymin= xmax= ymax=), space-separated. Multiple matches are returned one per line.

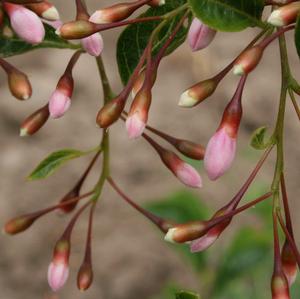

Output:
xmin=1 ymin=0 xmax=300 ymax=297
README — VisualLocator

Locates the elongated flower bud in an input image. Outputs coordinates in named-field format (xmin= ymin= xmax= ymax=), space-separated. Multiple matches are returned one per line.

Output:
xmin=3 ymin=2 xmax=45 ymax=44
xmin=20 ymin=104 xmax=49 ymax=136
xmin=143 ymin=134 xmax=202 ymax=188
xmin=281 ymin=240 xmax=298 ymax=286
xmin=233 ymin=46 xmax=264 ymax=76
xmin=148 ymin=0 xmax=165 ymax=7
xmin=4 ymin=215 xmax=37 ymax=235
xmin=188 ymin=18 xmax=217 ymax=52
xmin=126 ymin=88 xmax=151 ymax=139
xmin=89 ymin=0 xmax=148 ymax=24
xmin=77 ymin=262 xmax=93 ymax=291
xmin=268 ymin=2 xmax=300 ymax=26
xmin=165 ymin=221 xmax=207 ymax=243
xmin=48 ymin=239 xmax=70 ymax=292
xmin=271 ymin=273 xmax=290 ymax=299
xmin=179 ymin=78 xmax=218 ymax=107
xmin=204 ymin=76 xmax=246 ymax=180
xmin=56 ymin=20 xmax=97 ymax=39
xmin=25 ymin=1 xmax=59 ymax=21
xmin=81 ymin=32 xmax=103 ymax=56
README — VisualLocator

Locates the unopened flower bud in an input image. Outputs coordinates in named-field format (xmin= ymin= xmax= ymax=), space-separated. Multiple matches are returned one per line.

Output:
xmin=96 ymin=96 xmax=126 ymax=128
xmin=160 ymin=150 xmax=202 ymax=188
xmin=48 ymin=88 xmax=71 ymax=119
xmin=126 ymin=88 xmax=151 ymax=139
xmin=48 ymin=239 xmax=70 ymax=291
xmin=233 ymin=46 xmax=264 ymax=76
xmin=271 ymin=273 xmax=290 ymax=299
xmin=8 ymin=69 xmax=32 ymax=100
xmin=179 ymin=78 xmax=218 ymax=107
xmin=165 ymin=221 xmax=207 ymax=243
xmin=281 ymin=240 xmax=298 ymax=286
xmin=268 ymin=2 xmax=300 ymax=27
xmin=4 ymin=215 xmax=36 ymax=235
xmin=81 ymin=32 xmax=104 ymax=56
xmin=204 ymin=76 xmax=246 ymax=180
xmin=20 ymin=104 xmax=49 ymax=137
xmin=188 ymin=18 xmax=217 ymax=52
xmin=25 ymin=1 xmax=60 ymax=21
xmin=89 ymin=0 xmax=148 ymax=24
xmin=131 ymin=69 xmax=145 ymax=98
xmin=77 ymin=262 xmax=93 ymax=291
xmin=148 ymin=0 xmax=165 ymax=7
xmin=3 ymin=2 xmax=45 ymax=44
xmin=57 ymin=20 xmax=97 ymax=39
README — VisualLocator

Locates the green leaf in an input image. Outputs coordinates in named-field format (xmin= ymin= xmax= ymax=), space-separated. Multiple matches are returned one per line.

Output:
xmin=0 ymin=22 xmax=79 ymax=58
xmin=146 ymin=190 xmax=209 ymax=271
xmin=28 ymin=149 xmax=85 ymax=180
xmin=176 ymin=291 xmax=200 ymax=299
xmin=188 ymin=0 xmax=265 ymax=32
xmin=295 ymin=14 xmax=300 ymax=59
xmin=213 ymin=227 xmax=271 ymax=294
xmin=250 ymin=126 xmax=272 ymax=150
xmin=117 ymin=0 xmax=190 ymax=84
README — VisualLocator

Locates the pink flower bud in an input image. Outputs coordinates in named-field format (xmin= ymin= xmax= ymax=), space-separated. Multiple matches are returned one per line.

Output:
xmin=48 ymin=89 xmax=71 ymax=119
xmin=47 ymin=261 xmax=69 ymax=292
xmin=188 ymin=18 xmax=216 ymax=52
xmin=4 ymin=2 xmax=45 ymax=44
xmin=125 ymin=112 xmax=146 ymax=139
xmin=204 ymin=127 xmax=236 ymax=181
xmin=81 ymin=33 xmax=104 ymax=57
xmin=281 ymin=240 xmax=298 ymax=286
xmin=48 ymin=239 xmax=70 ymax=291
xmin=268 ymin=2 xmax=300 ymax=26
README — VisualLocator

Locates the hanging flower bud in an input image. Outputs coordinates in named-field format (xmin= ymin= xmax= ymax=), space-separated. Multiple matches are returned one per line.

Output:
xmin=204 ymin=76 xmax=246 ymax=180
xmin=281 ymin=240 xmax=298 ymax=287
xmin=143 ymin=134 xmax=202 ymax=188
xmin=77 ymin=262 xmax=93 ymax=291
xmin=81 ymin=33 xmax=103 ymax=56
xmin=179 ymin=78 xmax=218 ymax=107
xmin=3 ymin=2 xmax=45 ymax=44
xmin=4 ymin=214 xmax=37 ymax=235
xmin=48 ymin=51 xmax=81 ymax=119
xmin=233 ymin=46 xmax=264 ymax=76
xmin=148 ymin=0 xmax=165 ymax=7
xmin=0 ymin=58 xmax=32 ymax=100
xmin=48 ymin=239 xmax=70 ymax=292
xmin=89 ymin=0 xmax=149 ymax=24
xmin=132 ymin=69 xmax=146 ymax=98
xmin=268 ymin=2 xmax=300 ymax=27
xmin=20 ymin=104 xmax=49 ymax=136
xmin=164 ymin=221 xmax=207 ymax=243
xmin=188 ymin=18 xmax=217 ymax=52
xmin=271 ymin=271 xmax=290 ymax=299
xmin=25 ymin=1 xmax=60 ymax=21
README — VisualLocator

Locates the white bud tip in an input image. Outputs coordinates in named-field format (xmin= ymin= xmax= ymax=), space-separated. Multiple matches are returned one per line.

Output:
xmin=89 ymin=11 xmax=108 ymax=24
xmin=178 ymin=90 xmax=197 ymax=107
xmin=267 ymin=11 xmax=284 ymax=27
xmin=22 ymin=94 xmax=30 ymax=100
xmin=158 ymin=0 xmax=166 ymax=6
xmin=42 ymin=7 xmax=60 ymax=21
xmin=20 ymin=128 xmax=29 ymax=137
xmin=233 ymin=64 xmax=245 ymax=76
xmin=164 ymin=228 xmax=177 ymax=243
xmin=55 ymin=28 xmax=61 ymax=36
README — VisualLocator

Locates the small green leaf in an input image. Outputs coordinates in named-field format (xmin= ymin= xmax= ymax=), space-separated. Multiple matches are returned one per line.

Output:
xmin=0 ymin=22 xmax=79 ymax=58
xmin=117 ymin=0 xmax=190 ymax=84
xmin=250 ymin=126 xmax=272 ymax=150
xmin=295 ymin=14 xmax=300 ymax=59
xmin=176 ymin=291 xmax=201 ymax=299
xmin=28 ymin=149 xmax=85 ymax=180
xmin=188 ymin=0 xmax=265 ymax=32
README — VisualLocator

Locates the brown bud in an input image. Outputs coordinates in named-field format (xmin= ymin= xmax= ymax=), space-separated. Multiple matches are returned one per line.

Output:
xmin=281 ymin=240 xmax=298 ymax=286
xmin=271 ymin=273 xmax=290 ymax=299
xmin=8 ymin=69 xmax=32 ymax=100
xmin=25 ymin=1 xmax=59 ymax=21
xmin=57 ymin=20 xmax=97 ymax=39
xmin=4 ymin=215 xmax=36 ymax=235
xmin=77 ymin=262 xmax=93 ymax=291
xmin=20 ymin=104 xmax=49 ymax=137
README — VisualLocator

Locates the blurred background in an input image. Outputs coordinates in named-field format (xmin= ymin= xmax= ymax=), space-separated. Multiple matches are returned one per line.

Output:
xmin=0 ymin=1 xmax=300 ymax=298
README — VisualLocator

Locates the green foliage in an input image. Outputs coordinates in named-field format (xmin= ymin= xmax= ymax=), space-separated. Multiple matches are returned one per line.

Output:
xmin=176 ymin=291 xmax=201 ymax=299
xmin=188 ymin=0 xmax=265 ymax=32
xmin=250 ymin=126 xmax=272 ymax=150
xmin=117 ymin=0 xmax=190 ymax=84
xmin=0 ymin=22 xmax=79 ymax=58
xmin=295 ymin=14 xmax=300 ymax=59
xmin=28 ymin=149 xmax=85 ymax=180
